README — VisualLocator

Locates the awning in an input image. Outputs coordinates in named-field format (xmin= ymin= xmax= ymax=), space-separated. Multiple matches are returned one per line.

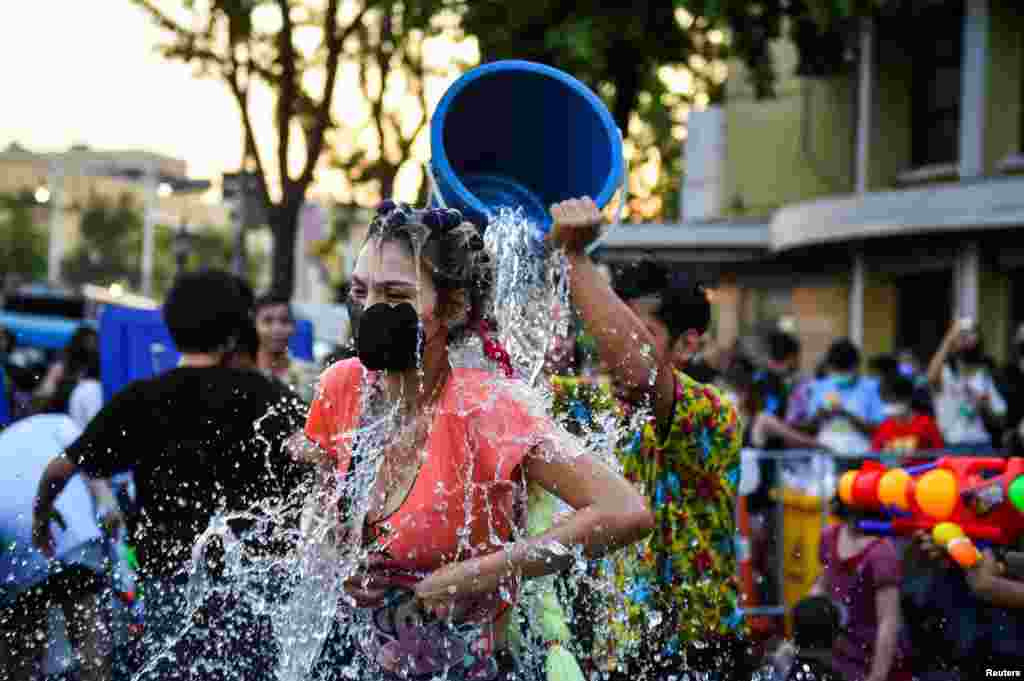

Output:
xmin=772 ymin=175 xmax=1024 ymax=251
xmin=595 ymin=219 xmax=771 ymax=262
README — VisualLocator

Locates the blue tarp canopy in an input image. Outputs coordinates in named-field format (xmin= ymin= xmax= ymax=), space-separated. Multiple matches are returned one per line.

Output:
xmin=0 ymin=311 xmax=92 ymax=351
xmin=99 ymin=305 xmax=314 ymax=401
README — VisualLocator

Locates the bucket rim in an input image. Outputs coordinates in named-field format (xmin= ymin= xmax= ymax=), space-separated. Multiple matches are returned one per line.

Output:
xmin=430 ymin=59 xmax=624 ymax=225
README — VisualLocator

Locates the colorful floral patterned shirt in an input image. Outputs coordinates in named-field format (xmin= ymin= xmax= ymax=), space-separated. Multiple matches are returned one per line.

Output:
xmin=550 ymin=370 xmax=744 ymax=668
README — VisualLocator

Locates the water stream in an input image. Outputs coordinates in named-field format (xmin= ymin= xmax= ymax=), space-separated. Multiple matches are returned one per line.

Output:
xmin=126 ymin=206 xmax=642 ymax=681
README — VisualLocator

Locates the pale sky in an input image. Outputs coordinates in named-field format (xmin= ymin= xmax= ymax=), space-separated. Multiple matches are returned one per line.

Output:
xmin=0 ymin=2 xmax=246 ymax=186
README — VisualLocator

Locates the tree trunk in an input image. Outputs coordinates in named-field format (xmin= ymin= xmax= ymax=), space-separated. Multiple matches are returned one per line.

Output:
xmin=269 ymin=192 xmax=304 ymax=299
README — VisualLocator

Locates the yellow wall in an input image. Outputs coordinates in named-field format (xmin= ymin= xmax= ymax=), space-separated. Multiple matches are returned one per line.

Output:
xmin=981 ymin=264 xmax=1011 ymax=362
xmin=712 ymin=275 xmax=742 ymax=351
xmin=724 ymin=30 xmax=854 ymax=218
xmin=863 ymin=273 xmax=898 ymax=361
xmin=870 ymin=37 xmax=913 ymax=189
xmin=792 ymin=282 xmax=850 ymax=372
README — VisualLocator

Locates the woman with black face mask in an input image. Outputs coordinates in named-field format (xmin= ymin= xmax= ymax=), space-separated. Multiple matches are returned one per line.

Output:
xmin=927 ymin=318 xmax=1007 ymax=453
xmin=296 ymin=201 xmax=653 ymax=681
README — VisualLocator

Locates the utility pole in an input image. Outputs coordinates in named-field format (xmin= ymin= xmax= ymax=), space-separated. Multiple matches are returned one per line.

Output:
xmin=46 ymin=159 xmax=65 ymax=285
xmin=223 ymin=170 xmax=261 ymax=278
xmin=141 ymin=162 xmax=160 ymax=298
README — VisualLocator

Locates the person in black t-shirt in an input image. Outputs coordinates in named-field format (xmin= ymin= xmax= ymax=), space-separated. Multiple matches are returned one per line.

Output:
xmin=32 ymin=270 xmax=307 ymax=681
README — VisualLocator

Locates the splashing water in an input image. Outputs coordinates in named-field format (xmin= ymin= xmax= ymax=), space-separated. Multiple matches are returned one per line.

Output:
xmin=483 ymin=207 xmax=571 ymax=387
xmin=124 ymin=204 xmax=648 ymax=681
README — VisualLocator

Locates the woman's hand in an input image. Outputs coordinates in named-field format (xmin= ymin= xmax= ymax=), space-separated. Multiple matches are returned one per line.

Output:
xmin=343 ymin=554 xmax=411 ymax=608
xmin=32 ymin=503 xmax=64 ymax=558
xmin=344 ymin=574 xmax=392 ymax=609
xmin=287 ymin=430 xmax=325 ymax=464
xmin=548 ymin=197 xmax=604 ymax=256
xmin=966 ymin=548 xmax=1004 ymax=597
xmin=413 ymin=558 xmax=501 ymax=621
xmin=914 ymin=530 xmax=954 ymax=569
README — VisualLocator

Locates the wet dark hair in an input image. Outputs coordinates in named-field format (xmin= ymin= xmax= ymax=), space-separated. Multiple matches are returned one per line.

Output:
xmin=881 ymin=371 xmax=915 ymax=403
xmin=45 ymin=326 xmax=101 ymax=415
xmin=254 ymin=292 xmax=293 ymax=318
xmin=792 ymin=595 xmax=840 ymax=650
xmin=357 ymin=201 xmax=511 ymax=375
xmin=825 ymin=338 xmax=861 ymax=372
xmin=612 ymin=260 xmax=711 ymax=341
xmin=869 ymin=353 xmax=898 ymax=376
xmin=164 ymin=270 xmax=252 ymax=353
xmin=767 ymin=330 xmax=800 ymax=363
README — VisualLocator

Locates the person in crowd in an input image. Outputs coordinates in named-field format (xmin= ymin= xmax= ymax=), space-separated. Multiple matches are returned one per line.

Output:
xmin=4 ymin=346 xmax=50 ymax=423
xmin=755 ymin=330 xmax=802 ymax=421
xmin=809 ymin=497 xmax=909 ymax=681
xmin=254 ymin=293 xmax=320 ymax=402
xmin=786 ymin=359 xmax=828 ymax=431
xmin=43 ymin=326 xmax=103 ymax=430
xmin=801 ymin=339 xmax=885 ymax=456
xmin=546 ymin=197 xmax=747 ymax=680
xmin=871 ymin=352 xmax=934 ymax=417
xmin=0 ymin=325 xmax=12 ymax=427
xmin=722 ymin=355 xmax=825 ymax=453
xmin=999 ymin=323 xmax=1024 ymax=452
xmin=902 ymin=531 xmax=1024 ymax=679
xmin=718 ymin=355 xmax=822 ymax=646
xmin=1 ymin=414 xmax=120 ymax=681
xmin=769 ymin=595 xmax=842 ymax=681
xmin=927 ymin=319 xmax=1006 ymax=453
xmin=871 ymin=371 xmax=944 ymax=466
xmin=33 ymin=270 xmax=308 ymax=681
xmin=297 ymin=202 xmax=653 ymax=681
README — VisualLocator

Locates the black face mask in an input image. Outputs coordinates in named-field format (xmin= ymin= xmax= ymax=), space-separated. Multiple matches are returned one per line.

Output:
xmin=355 ymin=302 xmax=421 ymax=372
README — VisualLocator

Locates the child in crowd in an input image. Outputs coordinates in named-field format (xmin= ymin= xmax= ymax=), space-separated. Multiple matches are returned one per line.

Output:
xmin=872 ymin=372 xmax=944 ymax=466
xmin=781 ymin=596 xmax=843 ymax=681
xmin=810 ymin=497 xmax=910 ymax=681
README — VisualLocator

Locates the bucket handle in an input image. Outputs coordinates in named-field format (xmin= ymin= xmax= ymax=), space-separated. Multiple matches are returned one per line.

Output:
xmin=424 ymin=127 xmax=629 ymax=252
xmin=425 ymin=161 xmax=449 ymax=210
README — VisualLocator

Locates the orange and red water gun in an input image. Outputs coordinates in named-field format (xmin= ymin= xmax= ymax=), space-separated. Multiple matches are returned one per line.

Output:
xmin=838 ymin=457 xmax=1024 ymax=569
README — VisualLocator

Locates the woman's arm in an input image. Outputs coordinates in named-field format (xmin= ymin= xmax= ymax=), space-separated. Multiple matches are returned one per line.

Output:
xmin=837 ymin=408 xmax=879 ymax=438
xmin=968 ymin=549 xmax=1024 ymax=609
xmin=927 ymin=321 xmax=964 ymax=390
xmin=32 ymin=455 xmax=78 ymax=556
xmin=414 ymin=442 xmax=654 ymax=614
xmin=865 ymin=585 xmax=901 ymax=681
xmin=753 ymin=412 xmax=828 ymax=450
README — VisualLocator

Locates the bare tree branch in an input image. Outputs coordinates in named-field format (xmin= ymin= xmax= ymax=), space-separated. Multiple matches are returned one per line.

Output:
xmin=276 ymin=0 xmax=297 ymax=192
xmin=299 ymin=0 xmax=375 ymax=188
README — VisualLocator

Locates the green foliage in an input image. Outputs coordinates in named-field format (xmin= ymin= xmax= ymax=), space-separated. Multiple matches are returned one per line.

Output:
xmin=0 ymin=192 xmax=48 ymax=286
xmin=61 ymin=192 xmax=251 ymax=298
xmin=679 ymin=0 xmax=892 ymax=98
xmin=62 ymin=193 xmax=146 ymax=290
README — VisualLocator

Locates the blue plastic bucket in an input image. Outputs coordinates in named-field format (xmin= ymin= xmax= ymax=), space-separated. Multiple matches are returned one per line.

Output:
xmin=430 ymin=60 xmax=623 ymax=232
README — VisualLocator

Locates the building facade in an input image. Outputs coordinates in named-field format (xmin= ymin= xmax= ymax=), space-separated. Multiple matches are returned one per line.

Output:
xmin=0 ymin=143 xmax=230 ymax=293
xmin=602 ymin=0 xmax=1024 ymax=371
